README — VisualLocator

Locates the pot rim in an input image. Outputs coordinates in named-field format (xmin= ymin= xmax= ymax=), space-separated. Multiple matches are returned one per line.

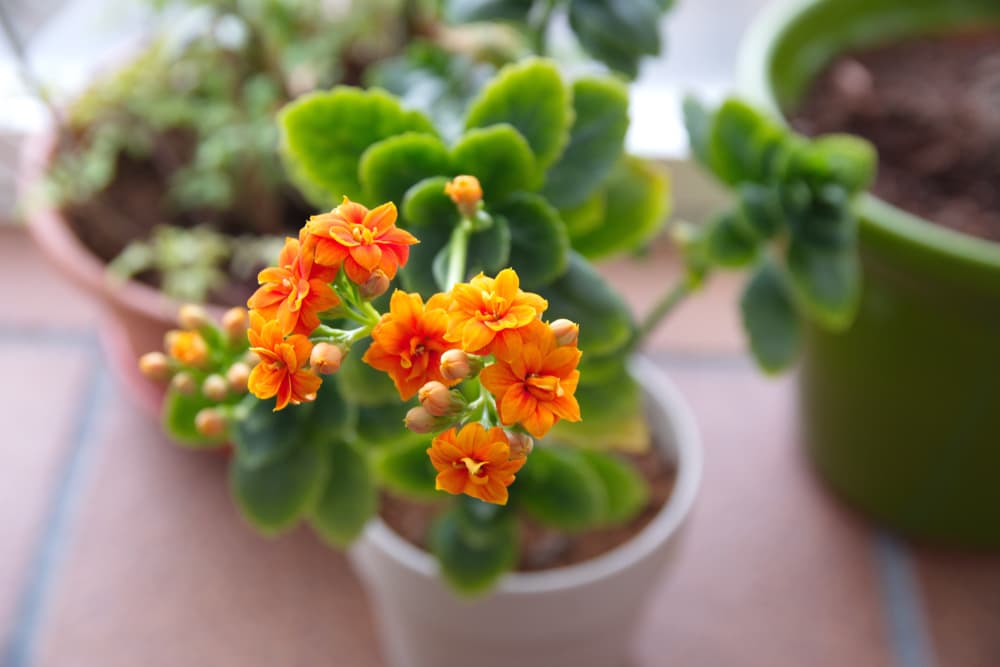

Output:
xmin=358 ymin=356 xmax=703 ymax=596
xmin=735 ymin=0 xmax=1000 ymax=274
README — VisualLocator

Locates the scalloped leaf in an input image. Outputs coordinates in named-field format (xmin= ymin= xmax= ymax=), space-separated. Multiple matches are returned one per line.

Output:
xmin=401 ymin=176 xmax=460 ymax=228
xmin=355 ymin=402 xmax=417 ymax=447
xmin=464 ymin=59 xmax=572 ymax=173
xmin=430 ymin=499 xmax=517 ymax=596
xmin=542 ymin=76 xmax=629 ymax=209
xmin=493 ymin=193 xmax=569 ymax=288
xmin=571 ymin=156 xmax=670 ymax=260
xmin=567 ymin=0 xmax=664 ymax=79
xmin=231 ymin=394 xmax=310 ymax=468
xmin=310 ymin=440 xmax=377 ymax=547
xmin=579 ymin=450 xmax=649 ymax=525
xmin=373 ymin=437 xmax=440 ymax=501
xmin=786 ymin=237 xmax=861 ymax=333
xmin=229 ymin=437 xmax=327 ymax=535
xmin=515 ymin=447 xmax=608 ymax=531
xmin=280 ymin=87 xmax=437 ymax=207
xmin=336 ymin=338 xmax=402 ymax=407
xmin=705 ymin=210 xmax=759 ymax=268
xmin=450 ymin=124 xmax=538 ymax=201
xmin=359 ymin=132 xmax=452 ymax=207
xmin=445 ymin=0 xmax=533 ymax=22
xmin=561 ymin=190 xmax=606 ymax=239
xmin=741 ymin=259 xmax=801 ymax=373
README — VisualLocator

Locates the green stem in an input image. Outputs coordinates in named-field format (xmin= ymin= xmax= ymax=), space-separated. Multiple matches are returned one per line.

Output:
xmin=637 ymin=280 xmax=692 ymax=344
xmin=445 ymin=220 xmax=472 ymax=290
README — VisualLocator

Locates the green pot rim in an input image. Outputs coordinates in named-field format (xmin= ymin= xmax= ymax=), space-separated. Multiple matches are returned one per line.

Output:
xmin=736 ymin=0 xmax=1000 ymax=283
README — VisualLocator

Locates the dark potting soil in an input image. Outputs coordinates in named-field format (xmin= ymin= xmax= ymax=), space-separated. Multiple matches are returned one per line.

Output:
xmin=790 ymin=29 xmax=1000 ymax=243
xmin=380 ymin=443 xmax=678 ymax=573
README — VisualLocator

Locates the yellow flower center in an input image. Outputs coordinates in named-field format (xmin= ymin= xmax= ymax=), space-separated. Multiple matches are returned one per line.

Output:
xmin=475 ymin=291 xmax=509 ymax=322
xmin=460 ymin=457 xmax=489 ymax=483
xmin=350 ymin=225 xmax=375 ymax=245
xmin=526 ymin=373 xmax=564 ymax=401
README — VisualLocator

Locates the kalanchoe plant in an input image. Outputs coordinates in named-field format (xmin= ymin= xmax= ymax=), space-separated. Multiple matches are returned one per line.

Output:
xmin=638 ymin=97 xmax=877 ymax=372
xmin=138 ymin=56 xmax=669 ymax=595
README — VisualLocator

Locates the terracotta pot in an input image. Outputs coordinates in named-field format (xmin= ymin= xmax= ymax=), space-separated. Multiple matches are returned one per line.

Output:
xmin=20 ymin=133 xmax=226 ymax=418
xmin=348 ymin=357 xmax=702 ymax=667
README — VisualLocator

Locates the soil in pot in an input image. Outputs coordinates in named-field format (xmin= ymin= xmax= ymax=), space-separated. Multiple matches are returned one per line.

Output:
xmin=380 ymin=444 xmax=678 ymax=572
xmin=790 ymin=28 xmax=1000 ymax=242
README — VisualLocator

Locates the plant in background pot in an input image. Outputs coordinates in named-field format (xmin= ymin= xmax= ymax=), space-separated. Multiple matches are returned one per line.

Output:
xmin=730 ymin=0 xmax=1000 ymax=545
xmin=137 ymin=57 xmax=700 ymax=667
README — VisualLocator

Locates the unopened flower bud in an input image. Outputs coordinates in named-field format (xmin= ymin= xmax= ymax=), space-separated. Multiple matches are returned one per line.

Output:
xmin=195 ymin=408 xmax=226 ymax=438
xmin=226 ymin=362 xmax=250 ymax=393
xmin=549 ymin=319 xmax=579 ymax=346
xmin=221 ymin=307 xmax=248 ymax=342
xmin=440 ymin=348 xmax=478 ymax=381
xmin=310 ymin=342 xmax=344 ymax=375
xmin=171 ymin=372 xmax=196 ymax=395
xmin=178 ymin=304 xmax=210 ymax=330
xmin=404 ymin=406 xmax=437 ymax=434
xmin=506 ymin=431 xmax=534 ymax=458
xmin=166 ymin=330 xmax=208 ymax=367
xmin=138 ymin=352 xmax=170 ymax=381
xmin=444 ymin=174 xmax=483 ymax=217
xmin=202 ymin=374 xmax=228 ymax=401
xmin=242 ymin=350 xmax=260 ymax=367
xmin=359 ymin=269 xmax=390 ymax=300
xmin=418 ymin=381 xmax=463 ymax=417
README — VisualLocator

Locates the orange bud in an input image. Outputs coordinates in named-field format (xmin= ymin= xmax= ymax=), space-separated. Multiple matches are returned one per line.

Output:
xmin=195 ymin=408 xmax=226 ymax=438
xmin=506 ymin=431 xmax=534 ymax=458
xmin=166 ymin=330 xmax=208 ymax=367
xmin=418 ymin=381 xmax=463 ymax=417
xmin=138 ymin=352 xmax=170 ymax=381
xmin=171 ymin=372 xmax=196 ymax=395
xmin=242 ymin=350 xmax=260 ymax=367
xmin=221 ymin=307 xmax=248 ymax=342
xmin=444 ymin=175 xmax=483 ymax=217
xmin=549 ymin=319 xmax=579 ymax=346
xmin=359 ymin=269 xmax=390 ymax=300
xmin=178 ymin=304 xmax=210 ymax=330
xmin=310 ymin=342 xmax=344 ymax=375
xmin=226 ymin=362 xmax=250 ymax=393
xmin=202 ymin=374 xmax=228 ymax=401
xmin=440 ymin=348 xmax=476 ymax=381
xmin=404 ymin=406 xmax=437 ymax=434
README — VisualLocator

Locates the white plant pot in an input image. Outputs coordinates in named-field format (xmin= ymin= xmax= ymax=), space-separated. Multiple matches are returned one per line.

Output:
xmin=348 ymin=357 xmax=703 ymax=667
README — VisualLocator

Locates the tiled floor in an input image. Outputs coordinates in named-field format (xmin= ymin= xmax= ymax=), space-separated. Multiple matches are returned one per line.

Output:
xmin=2 ymin=226 xmax=999 ymax=666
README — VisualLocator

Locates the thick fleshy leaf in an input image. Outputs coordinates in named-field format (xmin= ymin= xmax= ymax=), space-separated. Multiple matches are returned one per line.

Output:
xmin=705 ymin=211 xmax=759 ymax=268
xmin=708 ymin=98 xmax=785 ymax=186
xmin=310 ymin=440 xmax=377 ymax=547
xmin=571 ymin=156 xmax=670 ymax=260
xmin=515 ymin=447 xmax=608 ymax=531
xmin=549 ymin=367 xmax=645 ymax=450
xmin=579 ymin=450 xmax=649 ymax=525
xmin=567 ymin=0 xmax=664 ymax=79
xmin=373 ymin=437 xmax=440 ymax=501
xmin=231 ymin=393 xmax=311 ymax=468
xmin=444 ymin=0 xmax=534 ymax=22
xmin=430 ymin=498 xmax=517 ymax=596
xmin=791 ymin=134 xmax=877 ymax=195
xmin=280 ymin=87 xmax=437 ymax=207
xmin=561 ymin=190 xmax=606 ymax=239
xmin=162 ymin=388 xmax=228 ymax=448
xmin=359 ymin=133 xmax=451 ymax=206
xmin=786 ymin=237 xmax=861 ymax=332
xmin=542 ymin=76 xmax=629 ymax=209
xmin=431 ymin=216 xmax=511 ymax=288
xmin=683 ymin=95 xmax=712 ymax=167
xmin=355 ymin=402 xmax=416 ymax=447
xmin=493 ymin=193 xmax=569 ymax=288
xmin=450 ymin=124 xmax=538 ymax=201
xmin=336 ymin=338 xmax=401 ymax=407
xmin=464 ymin=59 xmax=572 ymax=173
xmin=539 ymin=252 xmax=634 ymax=357
xmin=741 ymin=259 xmax=801 ymax=373
xmin=400 ymin=176 xmax=459 ymax=228
xmin=229 ymin=437 xmax=327 ymax=535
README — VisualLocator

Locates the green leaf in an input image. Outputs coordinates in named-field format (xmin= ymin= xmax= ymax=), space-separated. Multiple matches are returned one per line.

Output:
xmin=280 ymin=87 xmax=437 ymax=207
xmin=231 ymin=394 xmax=310 ymax=468
xmin=571 ymin=156 xmax=670 ymax=260
xmin=550 ymin=367 xmax=644 ymax=449
xmin=229 ymin=437 xmax=327 ymax=535
xmin=683 ymin=96 xmax=713 ymax=167
xmin=309 ymin=376 xmax=356 ymax=436
xmin=445 ymin=0 xmax=534 ymax=22
xmin=401 ymin=176 xmax=459 ymax=228
xmin=373 ymin=437 xmax=440 ymax=502
xmin=450 ymin=124 xmax=538 ymax=201
xmin=310 ymin=440 xmax=377 ymax=547
xmin=430 ymin=499 xmax=517 ymax=596
xmin=432 ymin=216 xmax=512 ymax=287
xmin=579 ymin=450 xmax=649 ymax=525
xmin=515 ymin=447 xmax=608 ymax=531
xmin=356 ymin=403 xmax=415 ymax=446
xmin=359 ymin=132 xmax=451 ymax=206
xmin=705 ymin=211 xmax=759 ymax=268
xmin=786 ymin=237 xmax=861 ymax=332
xmin=465 ymin=59 xmax=572 ymax=173
xmin=336 ymin=338 xmax=401 ymax=406
xmin=162 ymin=388 xmax=228 ymax=448
xmin=737 ymin=183 xmax=783 ymax=240
xmin=539 ymin=252 xmax=635 ymax=357
xmin=561 ymin=190 xmax=606 ymax=239
xmin=493 ymin=193 xmax=569 ymax=287
xmin=741 ymin=259 xmax=801 ymax=373
xmin=708 ymin=98 xmax=783 ymax=186
xmin=793 ymin=134 xmax=877 ymax=194
xmin=568 ymin=0 xmax=664 ymax=78
xmin=542 ymin=77 xmax=629 ymax=209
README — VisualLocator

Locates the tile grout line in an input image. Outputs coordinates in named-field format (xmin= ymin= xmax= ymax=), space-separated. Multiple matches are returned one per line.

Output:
xmin=874 ymin=532 xmax=938 ymax=667
xmin=2 ymin=350 xmax=109 ymax=667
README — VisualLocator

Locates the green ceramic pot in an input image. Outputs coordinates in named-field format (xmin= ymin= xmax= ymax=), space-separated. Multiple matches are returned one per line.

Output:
xmin=738 ymin=0 xmax=1000 ymax=545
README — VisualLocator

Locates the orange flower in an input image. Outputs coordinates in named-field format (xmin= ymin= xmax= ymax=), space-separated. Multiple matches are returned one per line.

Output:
xmin=446 ymin=268 xmax=548 ymax=359
xmin=167 ymin=330 xmax=207 ymax=367
xmin=304 ymin=197 xmax=418 ymax=285
xmin=363 ymin=290 xmax=457 ymax=400
xmin=247 ymin=236 xmax=339 ymax=336
xmin=427 ymin=423 xmax=527 ymax=505
xmin=479 ymin=323 xmax=582 ymax=438
xmin=247 ymin=311 xmax=322 ymax=411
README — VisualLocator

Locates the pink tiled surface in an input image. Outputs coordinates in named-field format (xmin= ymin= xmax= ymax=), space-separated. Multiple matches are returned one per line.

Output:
xmin=3 ymin=226 xmax=1000 ymax=666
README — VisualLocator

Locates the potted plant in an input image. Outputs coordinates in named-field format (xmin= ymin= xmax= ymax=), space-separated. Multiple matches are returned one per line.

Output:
xmin=688 ymin=0 xmax=1000 ymax=545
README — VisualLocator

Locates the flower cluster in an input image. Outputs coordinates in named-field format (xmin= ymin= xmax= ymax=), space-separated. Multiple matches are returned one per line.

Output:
xmin=139 ymin=176 xmax=582 ymax=505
